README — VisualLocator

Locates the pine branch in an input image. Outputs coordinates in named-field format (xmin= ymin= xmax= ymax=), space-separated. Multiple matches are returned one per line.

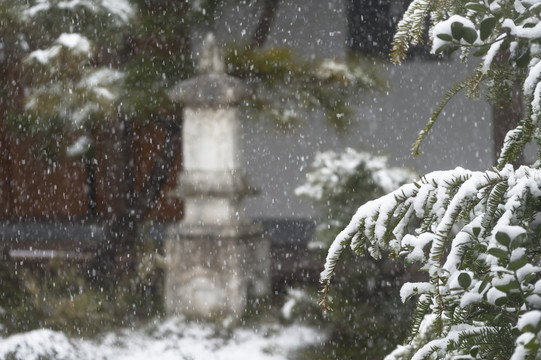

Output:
xmin=408 ymin=296 xmax=433 ymax=342
xmin=249 ymin=0 xmax=280 ymax=50
xmin=496 ymin=119 xmax=534 ymax=170
xmin=412 ymin=80 xmax=468 ymax=157
xmin=452 ymin=326 xmax=514 ymax=359
xmin=481 ymin=181 xmax=509 ymax=233
xmin=390 ymin=0 xmax=433 ymax=64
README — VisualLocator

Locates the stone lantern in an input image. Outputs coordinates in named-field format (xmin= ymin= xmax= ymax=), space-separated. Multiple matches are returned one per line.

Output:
xmin=164 ymin=34 xmax=269 ymax=319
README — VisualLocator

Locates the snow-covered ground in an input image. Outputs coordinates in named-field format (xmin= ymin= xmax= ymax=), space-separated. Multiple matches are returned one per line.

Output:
xmin=0 ymin=318 xmax=324 ymax=360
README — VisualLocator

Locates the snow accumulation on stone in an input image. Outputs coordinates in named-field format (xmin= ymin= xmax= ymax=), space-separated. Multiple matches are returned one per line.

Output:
xmin=0 ymin=318 xmax=324 ymax=360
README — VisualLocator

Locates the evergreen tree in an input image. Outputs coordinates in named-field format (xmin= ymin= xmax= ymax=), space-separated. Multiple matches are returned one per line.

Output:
xmin=320 ymin=0 xmax=541 ymax=359
xmin=296 ymin=148 xmax=416 ymax=244
xmin=294 ymin=148 xmax=417 ymax=358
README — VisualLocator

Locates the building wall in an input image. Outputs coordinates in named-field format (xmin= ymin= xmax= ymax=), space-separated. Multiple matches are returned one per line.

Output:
xmin=213 ymin=0 xmax=493 ymax=219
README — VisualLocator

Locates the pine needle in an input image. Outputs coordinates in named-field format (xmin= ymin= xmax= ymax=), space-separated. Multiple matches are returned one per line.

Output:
xmin=411 ymin=80 xmax=468 ymax=157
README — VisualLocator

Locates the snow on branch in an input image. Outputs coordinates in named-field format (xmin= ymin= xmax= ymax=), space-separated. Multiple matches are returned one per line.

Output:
xmin=388 ymin=0 xmax=541 ymax=161
xmin=338 ymin=0 xmax=541 ymax=357
xmin=320 ymin=165 xmax=541 ymax=359
xmin=390 ymin=0 xmax=432 ymax=63
xmin=27 ymin=33 xmax=93 ymax=65
xmin=23 ymin=0 xmax=134 ymax=23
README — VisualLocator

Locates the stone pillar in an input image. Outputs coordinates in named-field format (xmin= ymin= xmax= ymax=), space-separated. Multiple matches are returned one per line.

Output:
xmin=165 ymin=34 xmax=270 ymax=319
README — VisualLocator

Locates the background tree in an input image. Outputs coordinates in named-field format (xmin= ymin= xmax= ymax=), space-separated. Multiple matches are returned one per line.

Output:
xmin=345 ymin=0 xmax=397 ymax=57
xmin=1 ymin=0 xmax=379 ymax=286
xmin=293 ymin=148 xmax=417 ymax=358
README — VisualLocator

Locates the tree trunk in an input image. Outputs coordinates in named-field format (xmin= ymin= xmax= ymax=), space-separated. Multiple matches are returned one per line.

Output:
xmin=492 ymin=52 xmax=523 ymax=166
xmin=93 ymin=120 xmax=182 ymax=280
xmin=91 ymin=0 xmax=191 ymax=281
xmin=249 ymin=0 xmax=280 ymax=49
xmin=345 ymin=0 xmax=393 ymax=57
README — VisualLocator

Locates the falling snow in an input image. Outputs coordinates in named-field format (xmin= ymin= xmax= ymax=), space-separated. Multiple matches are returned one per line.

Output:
xmin=0 ymin=0 xmax=519 ymax=359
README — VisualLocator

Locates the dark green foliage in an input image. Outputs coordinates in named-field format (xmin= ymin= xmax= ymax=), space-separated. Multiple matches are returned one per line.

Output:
xmin=486 ymin=63 xmax=524 ymax=110
xmin=0 ymin=236 xmax=164 ymax=336
xmin=225 ymin=46 xmax=381 ymax=130
xmin=448 ymin=326 xmax=516 ymax=359
xmin=294 ymin=252 xmax=415 ymax=360
xmin=321 ymin=0 xmax=541 ymax=357
xmin=296 ymin=148 xmax=415 ymax=245
xmin=15 ymin=2 xmax=127 ymax=54
xmin=320 ymin=165 xmax=541 ymax=358
xmin=391 ymin=0 xmax=540 ymax=165
xmin=7 ymin=1 xmax=383 ymax=157
xmin=295 ymin=149 xmax=415 ymax=358
xmin=120 ymin=0 xmax=194 ymax=122
xmin=121 ymin=53 xmax=194 ymax=121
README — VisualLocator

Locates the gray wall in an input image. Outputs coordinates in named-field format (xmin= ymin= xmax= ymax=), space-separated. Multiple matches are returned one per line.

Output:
xmin=206 ymin=0 xmax=493 ymax=219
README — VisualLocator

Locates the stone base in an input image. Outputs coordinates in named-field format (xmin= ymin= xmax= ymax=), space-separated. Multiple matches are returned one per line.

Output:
xmin=164 ymin=222 xmax=270 ymax=320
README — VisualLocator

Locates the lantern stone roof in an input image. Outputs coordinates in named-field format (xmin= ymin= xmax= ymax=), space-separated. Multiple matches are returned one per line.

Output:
xmin=168 ymin=33 xmax=246 ymax=107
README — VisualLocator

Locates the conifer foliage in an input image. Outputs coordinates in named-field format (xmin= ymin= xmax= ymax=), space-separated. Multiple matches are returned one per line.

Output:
xmin=321 ymin=0 xmax=541 ymax=358
xmin=295 ymin=148 xmax=415 ymax=245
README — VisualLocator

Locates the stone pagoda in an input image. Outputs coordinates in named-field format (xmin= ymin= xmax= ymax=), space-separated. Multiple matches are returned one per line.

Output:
xmin=165 ymin=34 xmax=269 ymax=319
